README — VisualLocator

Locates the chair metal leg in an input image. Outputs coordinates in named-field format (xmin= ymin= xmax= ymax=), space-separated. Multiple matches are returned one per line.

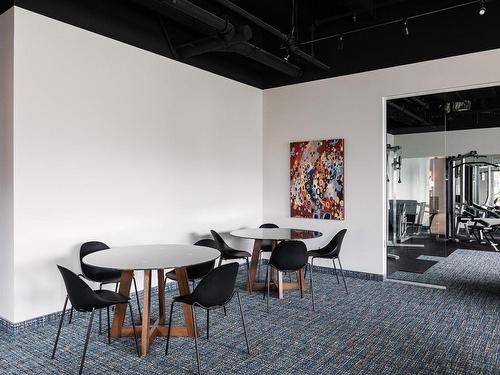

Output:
xmin=106 ymin=306 xmax=111 ymax=345
xmin=299 ymin=270 xmax=304 ymax=299
xmin=165 ymin=301 xmax=175 ymax=356
xmin=218 ymin=257 xmax=223 ymax=267
xmin=332 ymin=258 xmax=340 ymax=284
xmin=128 ymin=302 xmax=140 ymax=357
xmin=245 ymin=258 xmax=252 ymax=294
xmin=206 ymin=310 xmax=210 ymax=341
xmin=289 ymin=272 xmax=292 ymax=283
xmin=192 ymin=280 xmax=196 ymax=291
xmin=68 ymin=306 xmax=74 ymax=324
xmin=337 ymin=258 xmax=348 ymax=294
xmin=223 ymin=306 xmax=227 ymax=316
xmin=192 ymin=306 xmax=201 ymax=375
xmin=78 ymin=309 xmax=95 ymax=375
xmin=262 ymin=265 xmax=269 ymax=301
xmin=236 ymin=291 xmax=251 ymax=355
xmin=132 ymin=276 xmax=142 ymax=321
xmin=309 ymin=263 xmax=315 ymax=312
xmin=51 ymin=296 xmax=68 ymax=359
xmin=257 ymin=251 xmax=262 ymax=281
xmin=266 ymin=266 xmax=271 ymax=313
xmin=98 ymin=284 xmax=103 ymax=334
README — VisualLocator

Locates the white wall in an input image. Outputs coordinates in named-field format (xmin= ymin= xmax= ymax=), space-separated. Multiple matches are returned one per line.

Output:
xmin=263 ymin=49 xmax=500 ymax=276
xmin=11 ymin=8 xmax=263 ymax=322
xmin=0 ymin=8 xmax=14 ymax=322
xmin=394 ymin=128 xmax=500 ymax=158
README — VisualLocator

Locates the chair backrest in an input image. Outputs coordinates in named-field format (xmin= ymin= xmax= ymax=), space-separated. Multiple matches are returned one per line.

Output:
xmin=192 ymin=263 xmax=239 ymax=308
xmin=187 ymin=239 xmax=220 ymax=278
xmin=322 ymin=229 xmax=347 ymax=257
xmin=79 ymin=241 xmax=110 ymax=279
xmin=57 ymin=265 xmax=99 ymax=312
xmin=210 ymin=230 xmax=233 ymax=257
xmin=259 ymin=223 xmax=279 ymax=249
xmin=269 ymin=240 xmax=307 ymax=271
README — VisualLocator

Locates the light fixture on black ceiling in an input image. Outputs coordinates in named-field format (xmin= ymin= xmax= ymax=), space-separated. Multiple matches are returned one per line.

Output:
xmin=338 ymin=34 xmax=344 ymax=51
xmin=479 ymin=0 xmax=486 ymax=15
xmin=403 ymin=19 xmax=409 ymax=36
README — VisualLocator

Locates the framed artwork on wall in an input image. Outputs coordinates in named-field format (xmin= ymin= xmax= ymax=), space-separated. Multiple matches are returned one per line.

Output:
xmin=290 ymin=139 xmax=345 ymax=220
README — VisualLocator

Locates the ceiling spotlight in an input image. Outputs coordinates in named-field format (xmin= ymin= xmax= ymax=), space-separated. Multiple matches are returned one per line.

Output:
xmin=352 ymin=13 xmax=357 ymax=22
xmin=403 ymin=19 xmax=409 ymax=36
xmin=479 ymin=1 xmax=486 ymax=15
xmin=338 ymin=34 xmax=344 ymax=51
xmin=284 ymin=50 xmax=291 ymax=61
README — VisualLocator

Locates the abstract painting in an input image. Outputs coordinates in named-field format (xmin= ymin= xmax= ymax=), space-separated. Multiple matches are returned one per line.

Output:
xmin=290 ymin=139 xmax=344 ymax=220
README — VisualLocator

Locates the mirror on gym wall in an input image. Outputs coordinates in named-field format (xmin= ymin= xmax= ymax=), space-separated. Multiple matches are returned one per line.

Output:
xmin=386 ymin=86 xmax=500 ymax=289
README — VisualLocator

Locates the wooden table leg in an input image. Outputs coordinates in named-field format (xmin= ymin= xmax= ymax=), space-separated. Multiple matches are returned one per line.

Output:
xmin=157 ymin=269 xmax=165 ymax=325
xmin=175 ymin=267 xmax=196 ymax=336
xmin=248 ymin=239 xmax=262 ymax=292
xmin=110 ymin=270 xmax=133 ymax=337
xmin=141 ymin=270 xmax=152 ymax=356
xmin=298 ymin=269 xmax=305 ymax=291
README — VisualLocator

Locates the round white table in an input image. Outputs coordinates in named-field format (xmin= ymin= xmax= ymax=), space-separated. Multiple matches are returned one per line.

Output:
xmin=230 ymin=228 xmax=322 ymax=298
xmin=83 ymin=244 xmax=220 ymax=356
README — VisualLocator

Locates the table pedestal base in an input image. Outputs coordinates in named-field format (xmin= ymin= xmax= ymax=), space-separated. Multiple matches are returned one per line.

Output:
xmin=111 ymin=268 xmax=196 ymax=356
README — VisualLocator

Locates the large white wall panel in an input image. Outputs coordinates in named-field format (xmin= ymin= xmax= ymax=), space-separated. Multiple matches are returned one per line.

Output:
xmin=0 ymin=8 xmax=14 ymax=322
xmin=263 ymin=49 xmax=500 ymax=276
xmin=12 ymin=8 xmax=262 ymax=322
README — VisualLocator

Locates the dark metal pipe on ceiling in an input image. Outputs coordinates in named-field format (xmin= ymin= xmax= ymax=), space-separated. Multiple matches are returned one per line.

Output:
xmin=213 ymin=0 xmax=330 ymax=71
xmin=226 ymin=42 xmax=301 ymax=77
xmin=160 ymin=0 xmax=234 ymax=36
xmin=138 ymin=0 xmax=301 ymax=76
xmin=388 ymin=101 xmax=432 ymax=126
xmin=178 ymin=25 xmax=252 ymax=58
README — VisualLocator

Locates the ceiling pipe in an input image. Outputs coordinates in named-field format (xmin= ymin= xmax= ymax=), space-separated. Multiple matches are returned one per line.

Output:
xmin=212 ymin=0 xmax=330 ymax=71
xmin=226 ymin=42 xmax=301 ymax=77
xmin=388 ymin=101 xmax=432 ymax=126
xmin=178 ymin=25 xmax=252 ymax=58
xmin=136 ymin=0 xmax=301 ymax=76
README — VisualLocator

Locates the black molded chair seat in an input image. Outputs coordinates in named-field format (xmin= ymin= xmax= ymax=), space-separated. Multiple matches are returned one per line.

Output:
xmin=264 ymin=240 xmax=314 ymax=312
xmin=165 ymin=263 xmax=251 ymax=375
xmin=307 ymin=229 xmax=348 ymax=294
xmin=165 ymin=239 xmax=219 ymax=287
xmin=259 ymin=223 xmax=279 ymax=252
xmin=223 ymin=249 xmax=251 ymax=259
xmin=211 ymin=230 xmax=252 ymax=292
xmin=52 ymin=266 xmax=139 ymax=375
xmin=93 ymin=290 xmax=130 ymax=308
xmin=77 ymin=241 xmax=142 ymax=331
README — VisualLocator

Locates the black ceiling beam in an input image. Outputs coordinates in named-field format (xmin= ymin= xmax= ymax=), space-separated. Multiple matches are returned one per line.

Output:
xmin=388 ymin=101 xmax=432 ymax=125
xmin=178 ymin=25 xmax=252 ymax=58
xmin=213 ymin=0 xmax=330 ymax=71
xmin=135 ymin=0 xmax=301 ymax=77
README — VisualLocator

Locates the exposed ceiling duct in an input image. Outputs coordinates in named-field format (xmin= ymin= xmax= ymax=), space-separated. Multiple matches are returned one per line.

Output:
xmin=213 ymin=0 xmax=331 ymax=71
xmin=134 ymin=0 xmax=302 ymax=77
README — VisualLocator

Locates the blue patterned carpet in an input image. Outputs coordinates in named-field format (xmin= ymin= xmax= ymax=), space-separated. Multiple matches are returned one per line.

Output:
xmin=1 ymin=269 xmax=499 ymax=374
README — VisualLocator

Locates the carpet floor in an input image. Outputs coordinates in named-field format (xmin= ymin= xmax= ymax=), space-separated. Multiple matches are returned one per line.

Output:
xmin=1 ymin=268 xmax=499 ymax=374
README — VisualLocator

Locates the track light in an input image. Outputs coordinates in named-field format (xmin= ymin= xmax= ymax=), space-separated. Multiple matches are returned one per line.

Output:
xmin=403 ymin=19 xmax=409 ymax=36
xmin=338 ymin=34 xmax=344 ymax=51
xmin=284 ymin=49 xmax=291 ymax=61
xmin=352 ymin=13 xmax=357 ymax=22
xmin=479 ymin=1 xmax=486 ymax=15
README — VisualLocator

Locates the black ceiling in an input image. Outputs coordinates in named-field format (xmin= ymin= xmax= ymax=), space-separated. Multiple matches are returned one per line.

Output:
xmin=387 ymin=85 xmax=500 ymax=134
xmin=7 ymin=0 xmax=500 ymax=89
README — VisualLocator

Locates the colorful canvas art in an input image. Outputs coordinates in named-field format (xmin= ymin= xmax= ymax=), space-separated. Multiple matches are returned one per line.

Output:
xmin=290 ymin=139 xmax=345 ymax=220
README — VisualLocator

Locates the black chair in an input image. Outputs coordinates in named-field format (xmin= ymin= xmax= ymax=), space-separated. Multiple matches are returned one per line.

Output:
xmin=165 ymin=263 xmax=251 ymax=375
xmin=73 ymin=241 xmax=142 ymax=334
xmin=307 ymin=229 xmax=348 ymax=294
xmin=210 ymin=230 xmax=252 ymax=292
xmin=257 ymin=223 xmax=278 ymax=278
xmin=264 ymin=240 xmax=314 ymax=312
xmin=164 ymin=239 xmax=220 ymax=289
xmin=52 ymin=266 xmax=139 ymax=375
